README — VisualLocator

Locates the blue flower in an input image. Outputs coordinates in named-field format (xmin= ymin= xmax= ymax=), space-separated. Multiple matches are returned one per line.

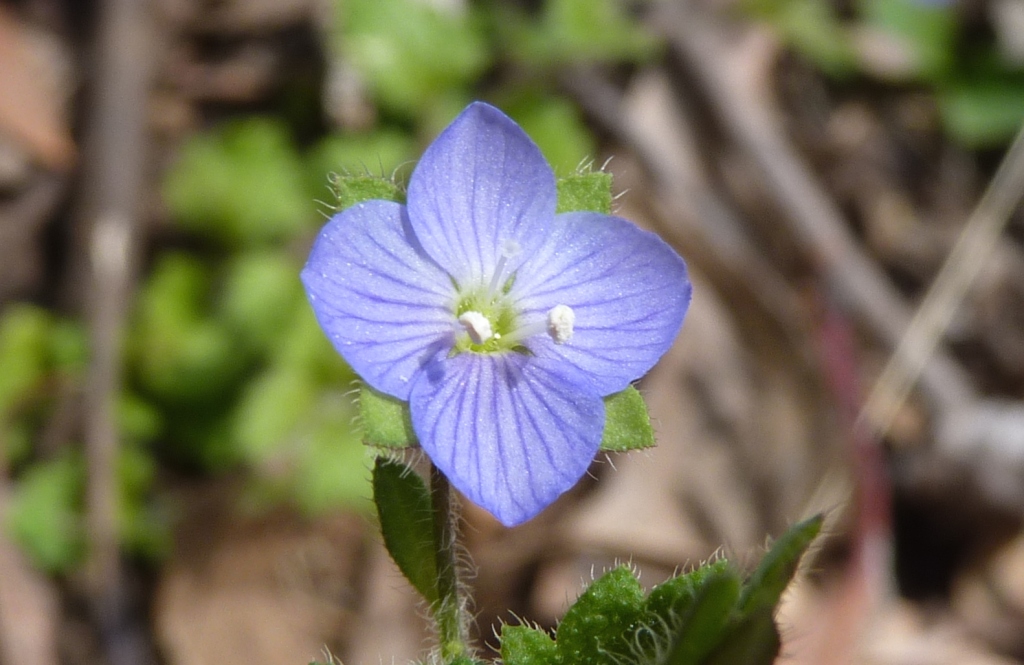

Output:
xmin=302 ymin=102 xmax=691 ymax=526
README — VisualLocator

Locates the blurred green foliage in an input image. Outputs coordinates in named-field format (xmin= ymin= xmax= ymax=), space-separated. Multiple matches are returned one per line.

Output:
xmin=497 ymin=0 xmax=658 ymax=65
xmin=335 ymin=0 xmax=490 ymax=119
xmin=743 ymin=0 xmax=1024 ymax=147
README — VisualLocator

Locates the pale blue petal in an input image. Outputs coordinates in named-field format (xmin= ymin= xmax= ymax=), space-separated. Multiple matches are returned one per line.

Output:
xmin=410 ymin=352 xmax=604 ymax=527
xmin=406 ymin=102 xmax=556 ymax=284
xmin=511 ymin=212 xmax=691 ymax=394
xmin=301 ymin=200 xmax=455 ymax=400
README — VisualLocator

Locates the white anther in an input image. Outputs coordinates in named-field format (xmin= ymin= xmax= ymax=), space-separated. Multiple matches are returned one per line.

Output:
xmin=458 ymin=311 xmax=493 ymax=345
xmin=546 ymin=305 xmax=575 ymax=344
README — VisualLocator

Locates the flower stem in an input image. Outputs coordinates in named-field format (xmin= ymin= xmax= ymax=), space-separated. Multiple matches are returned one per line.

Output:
xmin=430 ymin=463 xmax=470 ymax=662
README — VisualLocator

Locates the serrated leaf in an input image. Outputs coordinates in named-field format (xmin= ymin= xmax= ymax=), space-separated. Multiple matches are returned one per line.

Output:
xmin=500 ymin=625 xmax=558 ymax=665
xmin=556 ymin=566 xmax=646 ymax=664
xmin=700 ymin=606 xmax=780 ymax=665
xmin=600 ymin=386 xmax=654 ymax=452
xmin=663 ymin=571 xmax=741 ymax=665
xmin=646 ymin=558 xmax=731 ymax=623
xmin=372 ymin=458 xmax=438 ymax=604
xmin=360 ymin=384 xmax=417 ymax=448
xmin=738 ymin=513 xmax=822 ymax=615
xmin=556 ymin=171 xmax=613 ymax=214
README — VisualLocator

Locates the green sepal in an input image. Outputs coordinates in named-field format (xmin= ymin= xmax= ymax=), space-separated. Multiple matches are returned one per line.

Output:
xmin=599 ymin=385 xmax=654 ymax=451
xmin=330 ymin=173 xmax=404 ymax=210
xmin=738 ymin=513 xmax=822 ymax=615
xmin=500 ymin=625 xmax=558 ymax=665
xmin=361 ymin=383 xmax=653 ymax=453
xmin=360 ymin=384 xmax=416 ymax=449
xmin=371 ymin=458 xmax=438 ymax=604
xmin=556 ymin=171 xmax=613 ymax=214
xmin=555 ymin=565 xmax=646 ymax=664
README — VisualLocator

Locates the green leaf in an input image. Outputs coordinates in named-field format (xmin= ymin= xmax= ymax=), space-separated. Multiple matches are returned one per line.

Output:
xmin=117 ymin=392 xmax=163 ymax=446
xmin=132 ymin=254 xmax=247 ymax=403
xmin=556 ymin=565 xmax=646 ymax=664
xmin=556 ymin=171 xmax=613 ymax=214
xmin=742 ymin=0 xmax=857 ymax=77
xmin=939 ymin=78 xmax=1024 ymax=149
xmin=504 ymin=0 xmax=658 ymax=66
xmin=163 ymin=117 xmax=310 ymax=245
xmin=663 ymin=571 xmax=741 ymax=665
xmin=738 ymin=513 xmax=822 ymax=615
xmin=220 ymin=251 xmax=305 ymax=354
xmin=646 ymin=558 xmax=731 ymax=625
xmin=295 ymin=397 xmax=371 ymax=514
xmin=337 ymin=0 xmax=489 ymax=117
xmin=507 ymin=95 xmax=595 ymax=175
xmin=700 ymin=606 xmax=780 ymax=665
xmin=857 ymin=0 xmax=956 ymax=81
xmin=0 ymin=304 xmax=52 ymax=417
xmin=600 ymin=386 xmax=655 ymax=452
xmin=330 ymin=173 xmax=405 ymax=211
xmin=116 ymin=444 xmax=170 ymax=560
xmin=274 ymin=307 xmax=354 ymax=386
xmin=6 ymin=453 xmax=85 ymax=572
xmin=231 ymin=366 xmax=316 ymax=462
xmin=372 ymin=457 xmax=438 ymax=604
xmin=48 ymin=319 xmax=88 ymax=375
xmin=500 ymin=624 xmax=558 ymax=665
xmin=360 ymin=384 xmax=416 ymax=448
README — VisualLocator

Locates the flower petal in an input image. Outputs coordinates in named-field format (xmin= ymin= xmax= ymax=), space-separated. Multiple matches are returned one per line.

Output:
xmin=410 ymin=352 xmax=604 ymax=527
xmin=301 ymin=200 xmax=455 ymax=400
xmin=406 ymin=102 xmax=556 ymax=284
xmin=512 ymin=211 xmax=691 ymax=394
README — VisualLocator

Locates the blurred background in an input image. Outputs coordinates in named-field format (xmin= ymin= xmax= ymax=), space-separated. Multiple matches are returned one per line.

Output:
xmin=2 ymin=0 xmax=1024 ymax=663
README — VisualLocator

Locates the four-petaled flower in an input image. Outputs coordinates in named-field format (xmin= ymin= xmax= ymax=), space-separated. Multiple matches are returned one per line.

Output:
xmin=302 ymin=102 xmax=691 ymax=526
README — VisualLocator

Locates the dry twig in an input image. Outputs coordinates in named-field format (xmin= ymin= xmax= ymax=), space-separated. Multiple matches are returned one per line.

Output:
xmin=78 ymin=0 xmax=157 ymax=663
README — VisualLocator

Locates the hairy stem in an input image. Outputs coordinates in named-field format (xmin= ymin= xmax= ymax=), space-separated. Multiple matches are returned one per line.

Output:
xmin=430 ymin=464 xmax=470 ymax=661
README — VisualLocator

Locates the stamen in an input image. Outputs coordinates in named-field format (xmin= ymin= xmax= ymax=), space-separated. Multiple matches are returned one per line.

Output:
xmin=488 ymin=239 xmax=522 ymax=296
xmin=546 ymin=305 xmax=575 ymax=344
xmin=458 ymin=311 xmax=493 ymax=345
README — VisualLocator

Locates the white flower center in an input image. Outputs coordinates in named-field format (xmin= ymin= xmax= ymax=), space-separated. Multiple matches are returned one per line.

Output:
xmin=546 ymin=304 xmax=575 ymax=344
xmin=458 ymin=310 xmax=493 ymax=345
